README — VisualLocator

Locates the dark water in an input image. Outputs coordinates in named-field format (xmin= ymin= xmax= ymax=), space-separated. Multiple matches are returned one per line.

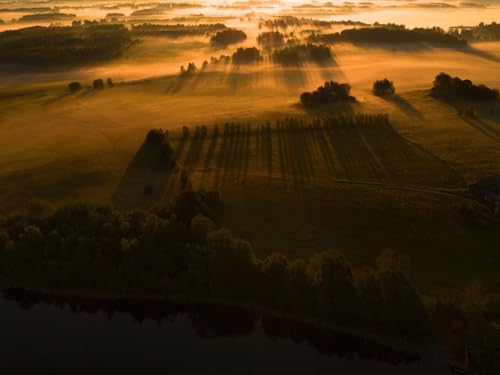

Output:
xmin=0 ymin=291 xmax=447 ymax=374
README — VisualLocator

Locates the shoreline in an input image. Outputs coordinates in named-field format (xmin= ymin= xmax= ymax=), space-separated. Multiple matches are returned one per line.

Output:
xmin=0 ymin=277 xmax=433 ymax=362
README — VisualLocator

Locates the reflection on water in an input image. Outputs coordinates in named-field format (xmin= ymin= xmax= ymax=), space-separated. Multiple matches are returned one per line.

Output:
xmin=0 ymin=289 xmax=447 ymax=374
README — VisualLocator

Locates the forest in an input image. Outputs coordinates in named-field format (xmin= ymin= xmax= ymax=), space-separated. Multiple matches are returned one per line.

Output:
xmin=0 ymin=24 xmax=131 ymax=65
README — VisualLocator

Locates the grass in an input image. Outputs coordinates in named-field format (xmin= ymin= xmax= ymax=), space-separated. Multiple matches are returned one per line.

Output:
xmin=1 ymin=46 xmax=500 ymax=292
xmin=152 ymin=120 xmax=498 ymax=290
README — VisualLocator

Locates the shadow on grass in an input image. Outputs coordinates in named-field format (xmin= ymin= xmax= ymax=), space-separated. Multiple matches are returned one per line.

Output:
xmin=458 ymin=45 xmax=500 ymax=64
xmin=381 ymin=94 xmax=423 ymax=119
xmin=299 ymin=99 xmax=357 ymax=117
xmin=112 ymin=138 xmax=178 ymax=209
xmin=441 ymin=98 xmax=500 ymax=142
xmin=462 ymin=115 xmax=500 ymax=142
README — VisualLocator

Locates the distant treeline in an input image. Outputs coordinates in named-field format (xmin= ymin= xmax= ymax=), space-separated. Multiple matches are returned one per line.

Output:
xmin=210 ymin=29 xmax=247 ymax=48
xmin=272 ymin=43 xmax=333 ymax=66
xmin=179 ymin=47 xmax=262 ymax=73
xmin=17 ymin=12 xmax=76 ymax=22
xmin=0 ymin=24 xmax=132 ymax=66
xmin=130 ymin=3 xmax=199 ymax=17
xmin=431 ymin=73 xmax=499 ymax=101
xmin=260 ymin=16 xmax=368 ymax=30
xmin=131 ymin=23 xmax=227 ymax=38
xmin=0 ymin=7 xmax=56 ymax=13
xmin=452 ymin=22 xmax=500 ymax=41
xmin=307 ymin=27 xmax=466 ymax=46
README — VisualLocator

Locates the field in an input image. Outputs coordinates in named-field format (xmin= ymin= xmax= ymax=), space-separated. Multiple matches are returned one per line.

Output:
xmin=1 ymin=27 xmax=500 ymax=295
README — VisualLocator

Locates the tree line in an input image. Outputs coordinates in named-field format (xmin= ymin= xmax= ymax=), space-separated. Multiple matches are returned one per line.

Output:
xmin=131 ymin=23 xmax=227 ymax=38
xmin=210 ymin=29 xmax=247 ymax=48
xmin=307 ymin=27 xmax=466 ymax=46
xmin=0 ymin=128 xmax=499 ymax=349
xmin=272 ymin=43 xmax=333 ymax=66
xmin=0 ymin=190 xmax=428 ymax=337
xmin=1 ymin=188 xmax=499 ymax=344
xmin=431 ymin=72 xmax=499 ymax=101
xmin=0 ymin=24 xmax=131 ymax=66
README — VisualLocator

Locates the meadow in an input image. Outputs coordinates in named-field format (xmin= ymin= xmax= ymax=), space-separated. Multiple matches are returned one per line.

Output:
xmin=0 ymin=3 xmax=500 ymax=362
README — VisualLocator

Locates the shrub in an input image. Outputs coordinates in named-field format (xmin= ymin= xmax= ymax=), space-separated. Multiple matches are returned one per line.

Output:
xmin=93 ymin=79 xmax=104 ymax=89
xmin=68 ymin=81 xmax=82 ymax=92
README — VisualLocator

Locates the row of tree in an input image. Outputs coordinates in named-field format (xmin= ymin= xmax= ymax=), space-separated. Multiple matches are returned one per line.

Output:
xmin=259 ymin=16 xmax=368 ymax=30
xmin=0 ymin=192 xmax=428 ymax=337
xmin=131 ymin=23 xmax=227 ymax=38
xmin=307 ymin=27 xmax=466 ymax=46
xmin=271 ymin=43 xmax=333 ymax=66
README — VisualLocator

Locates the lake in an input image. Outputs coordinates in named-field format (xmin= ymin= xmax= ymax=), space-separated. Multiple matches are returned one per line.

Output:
xmin=0 ymin=290 xmax=449 ymax=374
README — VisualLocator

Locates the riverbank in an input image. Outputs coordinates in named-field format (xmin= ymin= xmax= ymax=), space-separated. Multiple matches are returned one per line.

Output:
xmin=0 ymin=278 xmax=435 ymax=363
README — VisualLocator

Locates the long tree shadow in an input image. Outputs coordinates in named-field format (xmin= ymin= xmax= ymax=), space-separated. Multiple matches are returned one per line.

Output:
xmin=462 ymin=115 xmax=500 ymax=142
xmin=442 ymin=99 xmax=500 ymax=142
xmin=183 ymin=126 xmax=206 ymax=170
xmin=381 ymin=94 xmax=423 ymax=119
xmin=272 ymin=67 xmax=309 ymax=91
xmin=200 ymin=126 xmax=219 ymax=188
xmin=358 ymin=121 xmax=465 ymax=186
xmin=112 ymin=133 xmax=178 ymax=209
xmin=458 ymin=45 xmax=500 ymax=64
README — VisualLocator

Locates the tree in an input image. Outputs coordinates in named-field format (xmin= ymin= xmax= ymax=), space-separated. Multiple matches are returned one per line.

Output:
xmin=378 ymin=269 xmax=429 ymax=336
xmin=310 ymin=251 xmax=360 ymax=323
xmin=191 ymin=214 xmax=215 ymax=242
xmin=207 ymin=229 xmax=256 ymax=299
xmin=300 ymin=81 xmax=354 ymax=107
xmin=259 ymin=253 xmax=289 ymax=307
xmin=373 ymin=78 xmax=395 ymax=96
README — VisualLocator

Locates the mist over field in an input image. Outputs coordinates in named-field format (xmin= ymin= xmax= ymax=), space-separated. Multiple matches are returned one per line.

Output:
xmin=0 ymin=1 xmax=500 ymax=373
